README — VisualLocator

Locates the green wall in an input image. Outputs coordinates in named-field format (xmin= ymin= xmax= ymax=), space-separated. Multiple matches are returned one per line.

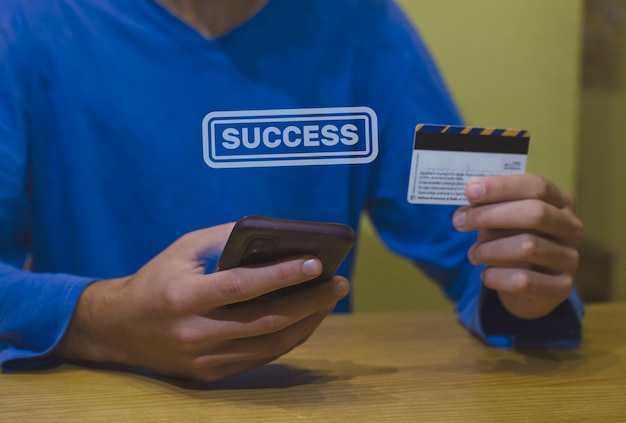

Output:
xmin=353 ymin=0 xmax=584 ymax=312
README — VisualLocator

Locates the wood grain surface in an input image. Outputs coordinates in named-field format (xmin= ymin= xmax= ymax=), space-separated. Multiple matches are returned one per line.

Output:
xmin=1 ymin=302 xmax=624 ymax=422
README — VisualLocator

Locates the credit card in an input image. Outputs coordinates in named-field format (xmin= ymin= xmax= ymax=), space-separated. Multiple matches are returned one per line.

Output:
xmin=407 ymin=123 xmax=530 ymax=205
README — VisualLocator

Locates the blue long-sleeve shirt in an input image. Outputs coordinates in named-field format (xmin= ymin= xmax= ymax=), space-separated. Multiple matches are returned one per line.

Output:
xmin=0 ymin=0 xmax=583 ymax=372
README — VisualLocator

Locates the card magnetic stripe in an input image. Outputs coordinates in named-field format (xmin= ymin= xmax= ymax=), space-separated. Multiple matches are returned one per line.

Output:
xmin=415 ymin=123 xmax=529 ymax=138
xmin=413 ymin=124 xmax=530 ymax=154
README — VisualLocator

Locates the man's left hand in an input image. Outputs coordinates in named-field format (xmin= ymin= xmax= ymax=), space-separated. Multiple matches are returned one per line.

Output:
xmin=452 ymin=173 xmax=583 ymax=319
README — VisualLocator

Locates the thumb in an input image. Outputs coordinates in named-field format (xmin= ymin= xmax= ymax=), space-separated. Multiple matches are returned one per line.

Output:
xmin=165 ymin=222 xmax=236 ymax=269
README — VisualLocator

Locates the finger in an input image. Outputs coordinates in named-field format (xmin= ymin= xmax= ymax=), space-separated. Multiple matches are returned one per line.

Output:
xmin=481 ymin=267 xmax=573 ymax=308
xmin=476 ymin=228 xmax=527 ymax=243
xmin=187 ymin=309 xmax=330 ymax=382
xmin=166 ymin=223 xmax=236 ymax=265
xmin=208 ymin=308 xmax=329 ymax=362
xmin=162 ymin=278 xmax=348 ymax=349
xmin=468 ymin=233 xmax=580 ymax=275
xmin=466 ymin=174 xmax=576 ymax=210
xmin=202 ymin=277 xmax=349 ymax=340
xmin=170 ymin=257 xmax=332 ymax=313
xmin=453 ymin=200 xmax=582 ymax=247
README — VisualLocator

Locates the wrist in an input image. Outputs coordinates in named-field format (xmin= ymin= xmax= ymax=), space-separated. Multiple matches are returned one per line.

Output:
xmin=54 ymin=277 xmax=131 ymax=364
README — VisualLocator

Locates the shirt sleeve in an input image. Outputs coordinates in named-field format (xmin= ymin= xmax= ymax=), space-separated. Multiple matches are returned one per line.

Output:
xmin=358 ymin=0 xmax=584 ymax=349
xmin=0 ymin=5 xmax=95 ymax=372
xmin=0 ymin=265 xmax=94 ymax=372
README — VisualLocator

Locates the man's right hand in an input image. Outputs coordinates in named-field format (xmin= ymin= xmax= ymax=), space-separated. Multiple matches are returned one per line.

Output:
xmin=54 ymin=223 xmax=350 ymax=382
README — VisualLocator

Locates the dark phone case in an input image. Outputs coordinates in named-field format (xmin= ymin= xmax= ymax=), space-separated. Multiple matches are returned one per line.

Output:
xmin=215 ymin=215 xmax=356 ymax=284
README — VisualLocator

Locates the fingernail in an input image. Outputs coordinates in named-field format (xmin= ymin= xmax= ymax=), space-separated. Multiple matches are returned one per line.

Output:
xmin=467 ymin=182 xmax=486 ymax=201
xmin=467 ymin=245 xmax=477 ymax=264
xmin=303 ymin=258 xmax=322 ymax=276
xmin=453 ymin=210 xmax=467 ymax=228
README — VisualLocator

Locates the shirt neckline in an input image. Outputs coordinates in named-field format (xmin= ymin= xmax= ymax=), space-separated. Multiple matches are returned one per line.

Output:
xmin=138 ymin=0 xmax=278 ymax=48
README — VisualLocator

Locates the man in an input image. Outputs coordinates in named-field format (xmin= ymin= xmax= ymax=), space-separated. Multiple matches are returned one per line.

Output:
xmin=0 ymin=0 xmax=583 ymax=382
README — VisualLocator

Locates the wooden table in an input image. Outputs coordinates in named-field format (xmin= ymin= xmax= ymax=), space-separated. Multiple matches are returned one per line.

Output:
xmin=1 ymin=302 xmax=624 ymax=422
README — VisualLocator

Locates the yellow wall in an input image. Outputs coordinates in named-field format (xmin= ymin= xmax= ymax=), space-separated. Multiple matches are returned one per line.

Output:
xmin=353 ymin=0 xmax=584 ymax=312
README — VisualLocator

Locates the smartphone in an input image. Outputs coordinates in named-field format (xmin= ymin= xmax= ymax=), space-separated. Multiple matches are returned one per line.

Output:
xmin=215 ymin=215 xmax=356 ymax=286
